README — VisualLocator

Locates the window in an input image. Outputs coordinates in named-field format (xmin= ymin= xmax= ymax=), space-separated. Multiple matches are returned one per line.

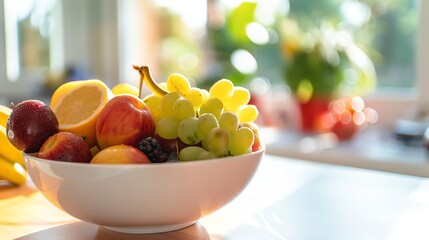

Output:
xmin=0 ymin=0 xmax=427 ymax=128
xmin=4 ymin=0 xmax=54 ymax=81
xmin=282 ymin=0 xmax=426 ymax=127
xmin=205 ymin=0 xmax=426 ymax=127
xmin=0 ymin=0 xmax=119 ymax=102
xmin=0 ymin=0 xmax=59 ymax=101
xmin=288 ymin=0 xmax=418 ymax=90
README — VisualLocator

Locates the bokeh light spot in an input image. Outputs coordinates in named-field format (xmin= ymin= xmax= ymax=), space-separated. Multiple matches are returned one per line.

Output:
xmin=246 ymin=22 xmax=270 ymax=45
xmin=353 ymin=111 xmax=366 ymax=125
xmin=351 ymin=96 xmax=364 ymax=111
xmin=231 ymin=49 xmax=257 ymax=74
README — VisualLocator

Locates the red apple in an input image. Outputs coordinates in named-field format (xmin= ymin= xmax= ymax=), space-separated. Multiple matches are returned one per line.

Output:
xmin=7 ymin=100 xmax=59 ymax=153
xmin=90 ymin=144 xmax=151 ymax=164
xmin=95 ymin=95 xmax=155 ymax=150
xmin=39 ymin=132 xmax=92 ymax=163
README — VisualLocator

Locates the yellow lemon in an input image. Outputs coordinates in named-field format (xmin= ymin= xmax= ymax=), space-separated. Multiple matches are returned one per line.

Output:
xmin=111 ymin=83 xmax=139 ymax=97
xmin=50 ymin=80 xmax=113 ymax=148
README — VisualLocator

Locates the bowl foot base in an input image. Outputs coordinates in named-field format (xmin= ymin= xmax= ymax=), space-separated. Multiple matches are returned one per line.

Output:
xmin=103 ymin=221 xmax=196 ymax=234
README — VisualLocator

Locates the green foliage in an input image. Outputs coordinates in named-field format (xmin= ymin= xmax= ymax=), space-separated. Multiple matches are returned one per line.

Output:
xmin=205 ymin=2 xmax=260 ymax=86
xmin=285 ymin=45 xmax=345 ymax=98
xmin=286 ymin=0 xmax=417 ymax=88
xmin=226 ymin=2 xmax=257 ymax=46
xmin=281 ymin=22 xmax=376 ymax=99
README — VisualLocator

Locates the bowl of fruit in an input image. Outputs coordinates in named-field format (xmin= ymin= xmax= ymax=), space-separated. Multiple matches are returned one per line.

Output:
xmin=6 ymin=66 xmax=264 ymax=234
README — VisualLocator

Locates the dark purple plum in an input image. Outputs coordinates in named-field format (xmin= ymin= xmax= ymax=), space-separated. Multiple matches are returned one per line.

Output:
xmin=6 ymin=100 xmax=59 ymax=153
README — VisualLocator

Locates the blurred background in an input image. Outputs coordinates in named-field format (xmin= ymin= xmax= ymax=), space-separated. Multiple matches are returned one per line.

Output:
xmin=0 ymin=0 xmax=426 ymax=136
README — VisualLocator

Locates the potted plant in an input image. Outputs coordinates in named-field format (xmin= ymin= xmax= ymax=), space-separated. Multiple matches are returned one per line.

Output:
xmin=279 ymin=19 xmax=376 ymax=132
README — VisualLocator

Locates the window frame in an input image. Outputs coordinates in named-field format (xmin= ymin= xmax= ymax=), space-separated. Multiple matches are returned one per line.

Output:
xmin=417 ymin=0 xmax=429 ymax=101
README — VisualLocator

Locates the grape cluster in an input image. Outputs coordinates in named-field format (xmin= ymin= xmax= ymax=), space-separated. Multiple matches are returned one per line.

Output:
xmin=143 ymin=74 xmax=259 ymax=161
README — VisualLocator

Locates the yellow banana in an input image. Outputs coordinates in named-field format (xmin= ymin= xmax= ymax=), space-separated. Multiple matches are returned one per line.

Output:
xmin=133 ymin=65 xmax=168 ymax=97
xmin=0 ymin=106 xmax=27 ymax=185
xmin=0 ymin=105 xmax=13 ymax=182
xmin=0 ymin=125 xmax=25 ymax=168
xmin=0 ymin=104 xmax=12 ymax=127
xmin=0 ymin=155 xmax=26 ymax=185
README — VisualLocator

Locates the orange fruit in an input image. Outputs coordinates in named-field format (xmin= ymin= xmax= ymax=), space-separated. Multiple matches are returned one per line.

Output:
xmin=50 ymin=80 xmax=113 ymax=148
xmin=111 ymin=83 xmax=139 ymax=97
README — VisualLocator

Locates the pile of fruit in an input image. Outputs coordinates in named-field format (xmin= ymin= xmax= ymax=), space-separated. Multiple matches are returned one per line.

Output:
xmin=1 ymin=65 xmax=262 ymax=184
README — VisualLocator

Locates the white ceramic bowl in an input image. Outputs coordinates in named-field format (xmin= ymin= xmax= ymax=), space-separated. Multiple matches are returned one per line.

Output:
xmin=24 ymin=146 xmax=264 ymax=234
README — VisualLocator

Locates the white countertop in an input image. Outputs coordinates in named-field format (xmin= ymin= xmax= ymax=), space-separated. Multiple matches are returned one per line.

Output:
xmin=11 ymin=154 xmax=429 ymax=239
xmin=262 ymin=127 xmax=429 ymax=177
xmin=202 ymin=154 xmax=429 ymax=240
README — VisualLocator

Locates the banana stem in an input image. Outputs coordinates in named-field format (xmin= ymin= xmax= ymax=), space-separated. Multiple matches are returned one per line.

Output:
xmin=133 ymin=64 xmax=145 ymax=99
xmin=133 ymin=65 xmax=168 ymax=98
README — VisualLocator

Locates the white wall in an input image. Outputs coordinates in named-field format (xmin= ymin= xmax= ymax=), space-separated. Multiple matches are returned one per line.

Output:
xmin=61 ymin=0 xmax=120 ymax=87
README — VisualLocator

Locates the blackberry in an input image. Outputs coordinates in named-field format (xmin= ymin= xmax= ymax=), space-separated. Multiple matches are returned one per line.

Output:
xmin=137 ymin=137 xmax=168 ymax=163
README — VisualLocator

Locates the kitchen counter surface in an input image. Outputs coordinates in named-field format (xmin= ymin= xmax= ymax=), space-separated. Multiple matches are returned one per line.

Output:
xmin=1 ymin=154 xmax=429 ymax=239
xmin=263 ymin=127 xmax=429 ymax=177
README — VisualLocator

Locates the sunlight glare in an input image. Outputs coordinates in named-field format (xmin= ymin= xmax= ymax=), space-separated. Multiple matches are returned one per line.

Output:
xmin=246 ymin=22 xmax=270 ymax=45
xmin=231 ymin=49 xmax=258 ymax=74
xmin=250 ymin=77 xmax=270 ymax=95
xmin=363 ymin=108 xmax=378 ymax=124
xmin=178 ymin=53 xmax=199 ymax=71
xmin=351 ymin=96 xmax=364 ymax=111
xmin=340 ymin=0 xmax=371 ymax=27
xmin=352 ymin=111 xmax=366 ymax=125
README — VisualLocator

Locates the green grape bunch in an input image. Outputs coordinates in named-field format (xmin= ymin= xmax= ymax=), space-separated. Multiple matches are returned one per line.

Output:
xmin=141 ymin=72 xmax=261 ymax=161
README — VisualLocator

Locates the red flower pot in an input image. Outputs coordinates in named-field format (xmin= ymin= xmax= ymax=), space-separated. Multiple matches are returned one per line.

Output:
xmin=297 ymin=97 xmax=330 ymax=133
